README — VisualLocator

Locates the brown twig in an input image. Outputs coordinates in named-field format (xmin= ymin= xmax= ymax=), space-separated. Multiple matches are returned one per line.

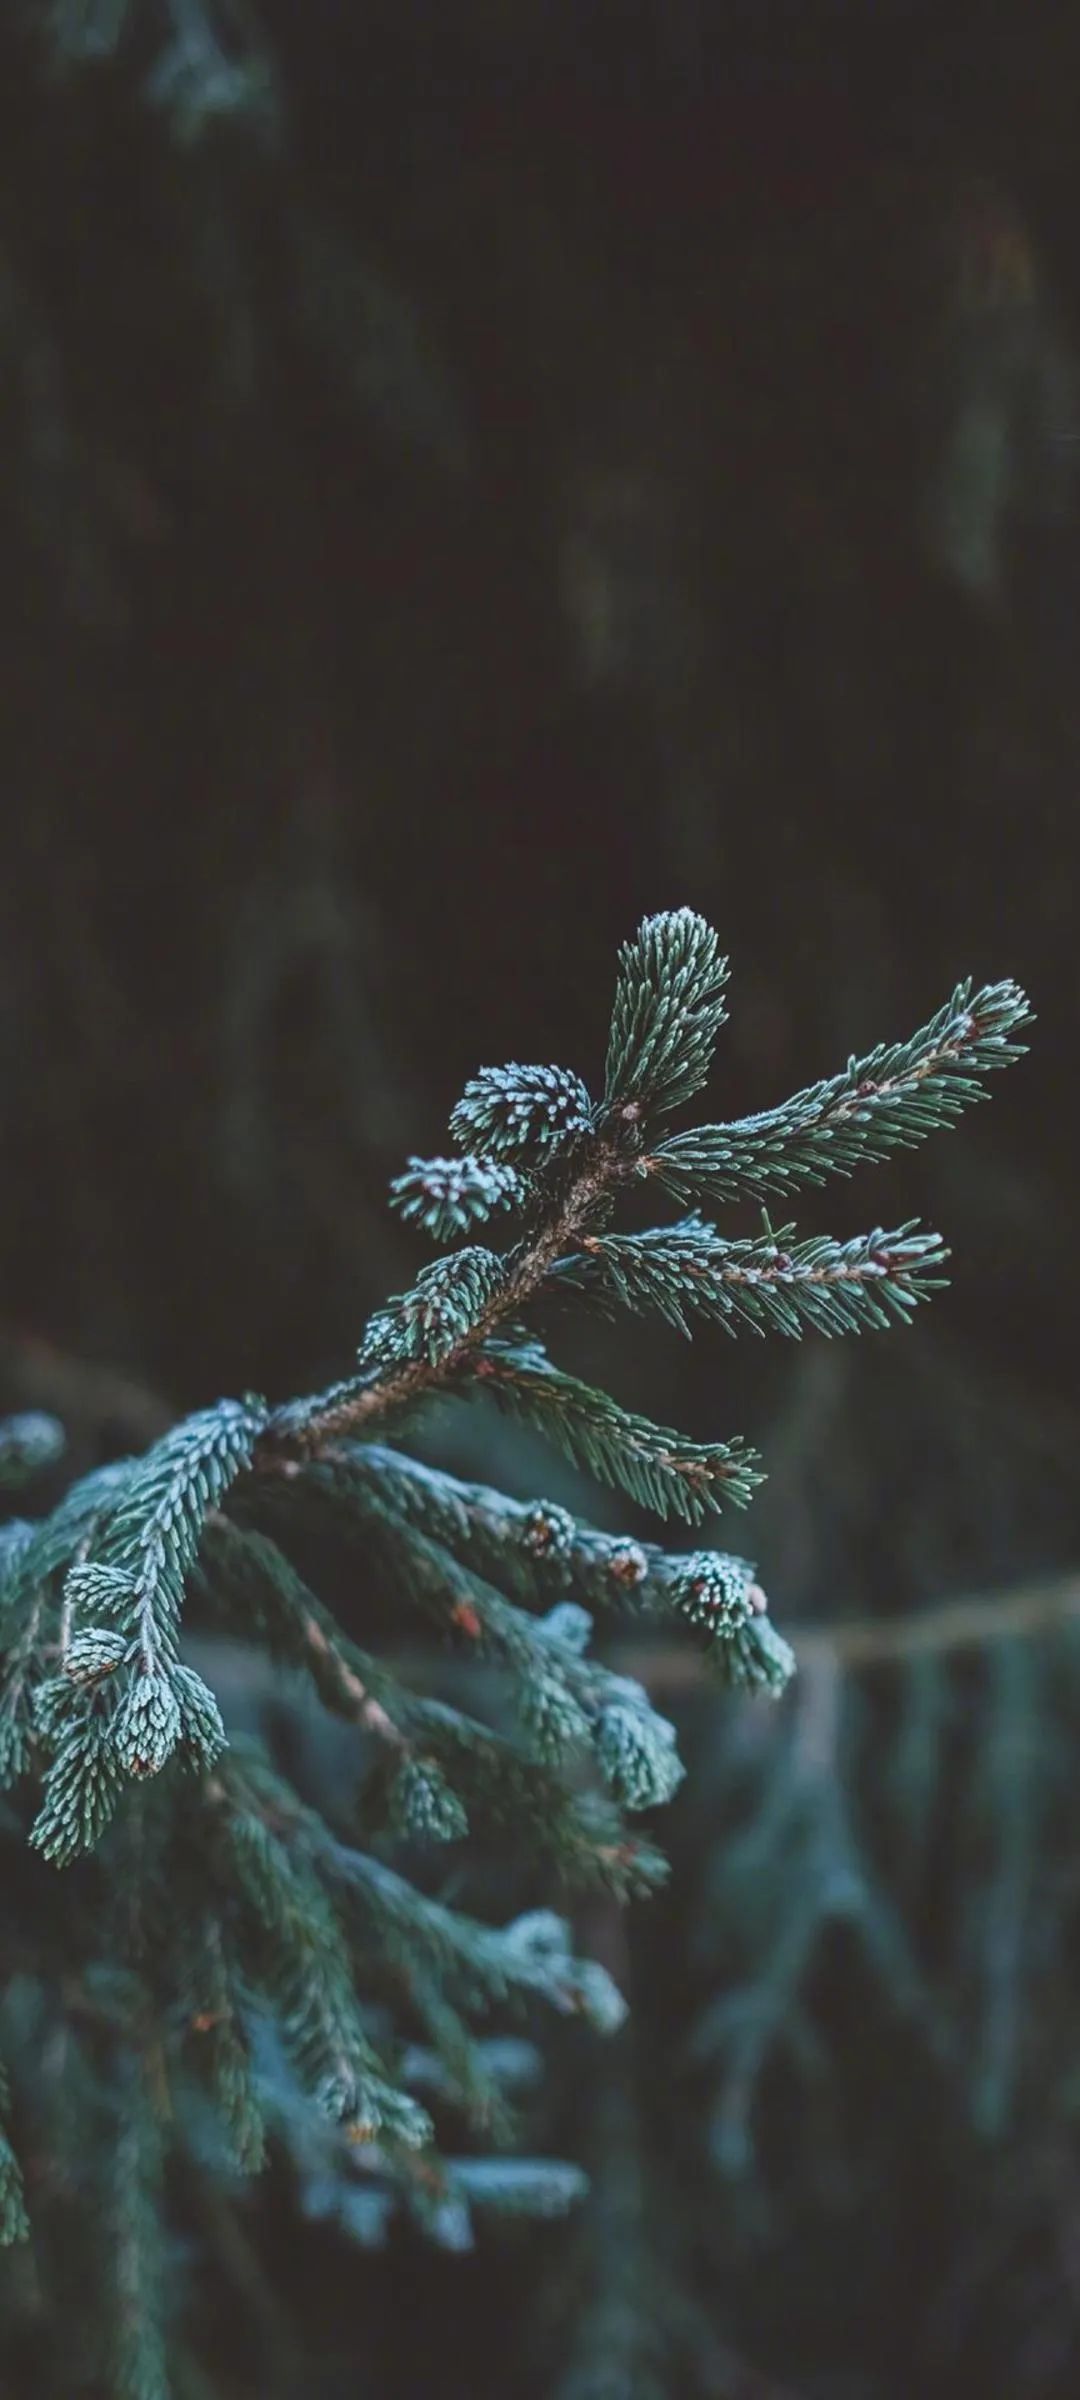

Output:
xmin=300 ymin=1612 xmax=406 ymax=1747
xmin=259 ymin=1124 xmax=639 ymax=1459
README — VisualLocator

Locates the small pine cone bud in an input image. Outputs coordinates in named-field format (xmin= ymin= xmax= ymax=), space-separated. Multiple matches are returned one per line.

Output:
xmin=449 ymin=1064 xmax=594 ymax=1160
xmin=63 ymin=1626 xmax=128 ymax=1687
xmin=669 ymin=1556 xmax=793 ymax=1697
xmin=521 ymin=1501 xmax=576 ymax=1572
xmin=389 ymin=1755 xmax=468 ymax=1844
xmin=595 ymin=1701 xmax=684 ymax=1811
xmin=669 ymin=1553 xmax=760 ymax=1636
xmin=112 ymin=1672 xmax=182 ymax=1779
xmin=172 ymin=1664 xmax=227 ymax=1768
xmin=518 ymin=1667 xmax=592 ymax=1761
xmin=390 ymin=1154 xmax=526 ymax=1240
xmin=604 ymin=1539 xmax=649 ymax=1593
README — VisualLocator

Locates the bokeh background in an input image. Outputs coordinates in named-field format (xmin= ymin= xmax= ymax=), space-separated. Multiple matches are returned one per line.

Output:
xmin=4 ymin=5 xmax=1080 ymax=2395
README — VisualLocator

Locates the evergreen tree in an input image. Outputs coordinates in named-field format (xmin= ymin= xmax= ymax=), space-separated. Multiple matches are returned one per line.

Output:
xmin=4 ymin=6 xmax=1079 ymax=2394
xmin=0 ymin=910 xmax=1028 ymax=2395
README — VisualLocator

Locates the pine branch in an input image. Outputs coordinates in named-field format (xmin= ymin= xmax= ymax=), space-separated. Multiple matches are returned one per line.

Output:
xmin=257 ymin=947 xmax=1028 ymax=1481
xmin=76 ymin=1398 xmax=268 ymax=1675
xmin=605 ymin=908 xmax=730 ymax=1118
xmin=0 ymin=906 xmax=1030 ymax=1887
xmin=0 ymin=905 xmax=1033 ymax=2382
xmin=470 ymin=1331 xmax=762 ymax=1522
xmin=194 ymin=1515 xmax=408 ymax=1751
xmin=556 ymin=1215 xmax=950 ymax=1339
xmin=253 ymin=924 xmax=1027 ymax=1501
xmin=196 ymin=1508 xmax=660 ymax=1854
xmin=647 ymin=978 xmax=1032 ymax=1206
xmin=24 ymin=1409 xmax=264 ymax=1857
xmin=329 ymin=1848 xmax=628 ymax=2037
xmin=0 ymin=1463 xmax=132 ymax=1793
xmin=207 ymin=1754 xmax=433 ymax=2148
xmin=290 ymin=1442 xmax=766 ymax=1632
xmin=183 ymin=1918 xmax=267 ymax=2173
xmin=210 ymin=1749 xmax=628 ymax=2096
xmin=302 ymin=1443 xmax=652 ymax=1607
xmin=197 ymin=1504 xmax=674 ymax=1877
xmin=263 ymin=1132 xmax=634 ymax=1453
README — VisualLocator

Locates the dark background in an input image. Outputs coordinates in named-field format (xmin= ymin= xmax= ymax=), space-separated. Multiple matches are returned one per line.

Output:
xmin=3 ymin=4 xmax=1080 ymax=2393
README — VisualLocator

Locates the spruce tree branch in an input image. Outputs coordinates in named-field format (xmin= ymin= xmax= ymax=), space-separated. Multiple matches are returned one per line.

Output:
xmin=257 ymin=1125 xmax=638 ymax=1460
xmin=299 ymin=1613 xmax=407 ymax=1749
xmin=311 ymin=1574 xmax=1080 ymax=1727
xmin=644 ymin=977 xmax=1031 ymax=1205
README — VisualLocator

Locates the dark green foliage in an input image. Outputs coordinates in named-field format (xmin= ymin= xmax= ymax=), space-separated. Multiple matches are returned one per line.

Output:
xmin=594 ymin=1698 xmax=684 ymax=1811
xmin=297 ymin=1446 xmax=656 ymax=1619
xmin=604 ymin=907 xmax=730 ymax=1119
xmin=649 ymin=979 xmax=1031 ymax=1207
xmin=674 ymin=1616 xmax=1077 ymax=2276
xmin=169 ymin=1663 xmax=227 ymax=1767
xmin=388 ymin=1753 xmax=469 ymax=1845
xmin=28 ymin=1711 xmax=126 ymax=1865
xmin=62 ymin=1623 xmax=129 ymax=1685
xmin=542 ymin=2041 xmax=710 ymax=2400
xmin=110 ymin=2064 xmax=171 ymax=2400
xmin=666 ymin=1554 xmax=796 ymax=1691
xmin=23 ymin=1401 xmax=262 ymax=1869
xmin=361 ymin=1247 xmax=508 ymax=1368
xmin=0 ymin=6 xmax=1071 ymax=2388
xmin=0 ymin=907 xmax=1025 ymax=2392
xmin=558 ymin=1213 xmax=951 ymax=1339
xmin=84 ymin=1397 xmax=268 ymax=1668
xmin=450 ymin=1064 xmax=595 ymax=1158
xmin=112 ymin=1672 xmax=183 ymax=1779
xmin=472 ymin=1330 xmax=764 ymax=1521
xmin=391 ymin=1155 xmax=527 ymax=1239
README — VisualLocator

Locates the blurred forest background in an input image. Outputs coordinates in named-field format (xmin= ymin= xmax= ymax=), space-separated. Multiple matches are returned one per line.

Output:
xmin=4 ymin=3 xmax=1080 ymax=2395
